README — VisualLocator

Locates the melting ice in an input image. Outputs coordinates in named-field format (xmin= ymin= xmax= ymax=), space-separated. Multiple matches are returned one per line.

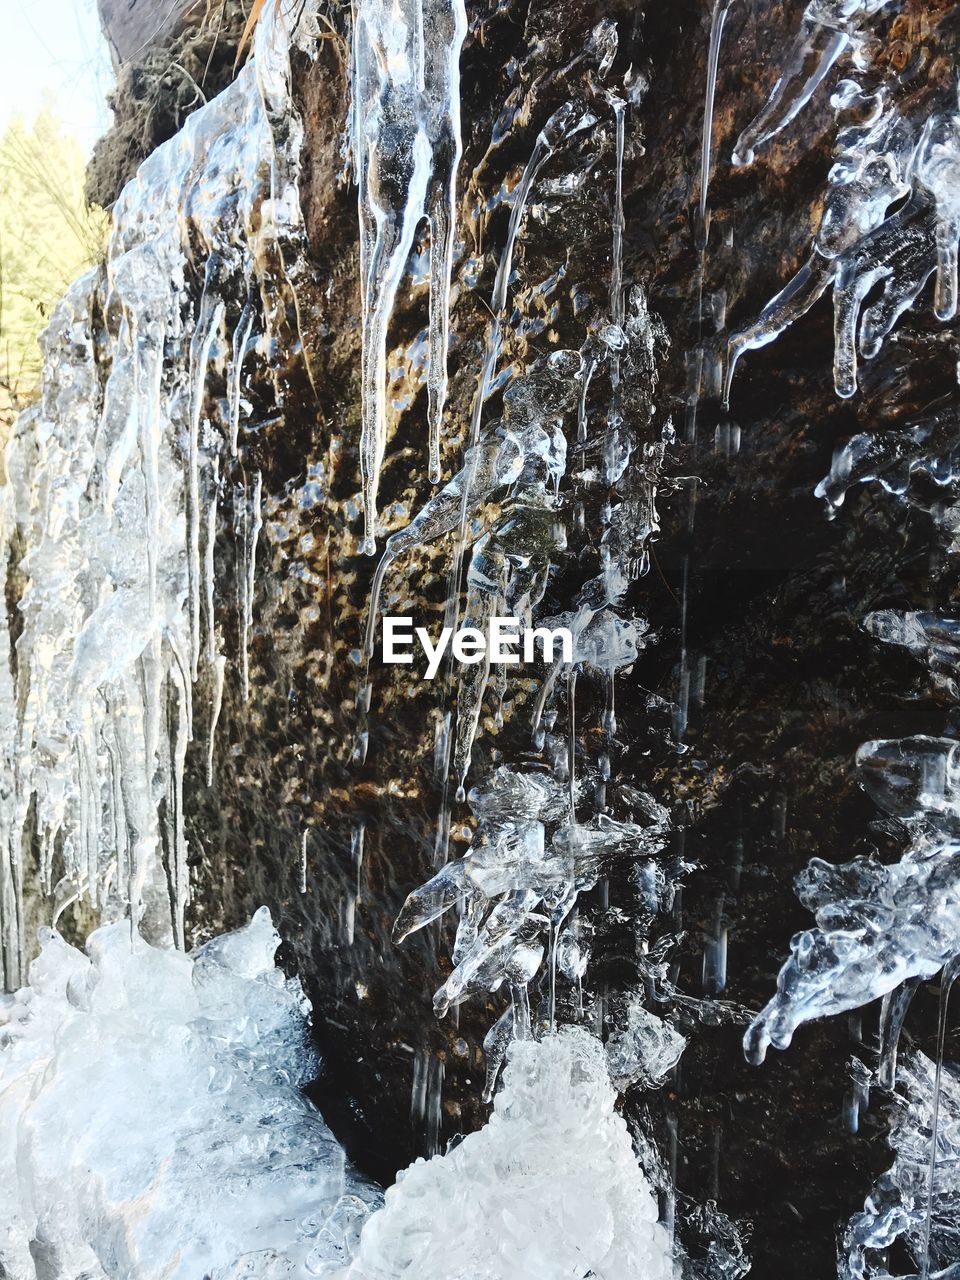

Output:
xmin=353 ymin=0 xmax=467 ymax=550
xmin=724 ymin=5 xmax=960 ymax=404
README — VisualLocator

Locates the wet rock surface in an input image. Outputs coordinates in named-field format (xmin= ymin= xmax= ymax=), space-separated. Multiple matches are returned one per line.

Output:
xmin=82 ymin=1 xmax=960 ymax=1275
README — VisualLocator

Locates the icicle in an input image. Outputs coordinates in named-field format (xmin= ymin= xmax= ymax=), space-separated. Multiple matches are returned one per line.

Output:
xmin=241 ymin=471 xmax=263 ymax=703
xmin=205 ymin=455 xmax=221 ymax=670
xmin=723 ymin=256 xmax=834 ymax=407
xmin=0 ymin=0 xmax=318 ymax=956
xmin=425 ymin=0 xmax=469 ymax=483
xmin=577 ymin=348 xmax=599 ymax=445
xmin=228 ymin=302 xmax=255 ymax=456
xmin=188 ymin=297 xmax=225 ymax=682
xmin=566 ymin=668 xmax=578 ymax=824
xmin=353 ymin=0 xmax=468 ymax=552
xmin=482 ymin=1005 xmax=514 ymax=1101
xmin=915 ymin=107 xmax=960 ymax=323
xmin=878 ymin=978 xmax=920 ymax=1092
xmin=467 ymin=103 xmax=586 ymax=453
xmin=701 ymin=0 xmax=732 ymax=225
xmin=351 ymin=819 xmax=365 ymax=917
xmin=610 ymin=97 xmax=627 ymax=326
xmin=731 ymin=0 xmax=896 ymax=169
xmin=920 ymin=955 xmax=960 ymax=1280
xmin=0 ymin=492 xmax=22 ymax=990
xmin=207 ymin=654 xmax=226 ymax=787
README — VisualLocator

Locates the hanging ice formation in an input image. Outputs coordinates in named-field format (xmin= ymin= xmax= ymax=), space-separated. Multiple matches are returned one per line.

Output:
xmin=0 ymin=909 xmax=381 ymax=1278
xmin=843 ymin=1052 xmax=960 ymax=1279
xmin=715 ymin=0 xmax=960 ymax=1054
xmin=352 ymin=0 xmax=468 ymax=554
xmin=353 ymin=21 xmax=695 ymax=1128
xmin=0 ymin=0 xmax=319 ymax=987
xmin=738 ymin=381 xmax=960 ymax=1276
xmin=742 ymin=565 xmax=960 ymax=1069
xmin=719 ymin=13 xmax=960 ymax=1259
xmin=731 ymin=0 xmax=897 ymax=170
xmin=723 ymin=2 xmax=960 ymax=405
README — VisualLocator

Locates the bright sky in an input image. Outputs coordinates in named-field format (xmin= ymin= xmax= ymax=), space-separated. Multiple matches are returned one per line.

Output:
xmin=0 ymin=0 xmax=113 ymax=156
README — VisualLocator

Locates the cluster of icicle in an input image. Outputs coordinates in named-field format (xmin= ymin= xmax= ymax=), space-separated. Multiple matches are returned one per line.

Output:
xmin=0 ymin=908 xmax=381 ymax=1278
xmin=0 ymin=0 xmax=318 ymax=987
xmin=0 ymin=915 xmax=676 ymax=1280
xmin=395 ymin=767 xmax=674 ymax=1098
xmin=356 ymin=24 xmax=689 ymax=1102
xmin=844 ymin=1052 xmax=960 ymax=1280
xmin=712 ymin=0 xmax=960 ymax=1082
xmin=715 ymin=6 xmax=960 ymax=1274
xmin=723 ymin=0 xmax=960 ymax=405
xmin=743 ymin=539 xmax=960 ymax=1275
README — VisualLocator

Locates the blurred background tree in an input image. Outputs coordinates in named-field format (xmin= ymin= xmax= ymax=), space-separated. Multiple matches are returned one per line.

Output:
xmin=0 ymin=103 xmax=107 ymax=429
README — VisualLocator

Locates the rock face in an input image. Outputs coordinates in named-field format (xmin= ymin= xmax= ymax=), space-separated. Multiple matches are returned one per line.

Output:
xmin=76 ymin=1 xmax=959 ymax=1276
xmin=97 ymin=0 xmax=195 ymax=64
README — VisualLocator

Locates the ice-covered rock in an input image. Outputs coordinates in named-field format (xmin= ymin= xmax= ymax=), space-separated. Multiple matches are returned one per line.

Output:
xmin=340 ymin=1027 xmax=673 ymax=1280
xmin=0 ymin=908 xmax=379 ymax=1279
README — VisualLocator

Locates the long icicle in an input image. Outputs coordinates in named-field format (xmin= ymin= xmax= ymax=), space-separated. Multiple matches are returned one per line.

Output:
xmin=432 ymin=103 xmax=581 ymax=864
xmin=353 ymin=0 xmax=467 ymax=552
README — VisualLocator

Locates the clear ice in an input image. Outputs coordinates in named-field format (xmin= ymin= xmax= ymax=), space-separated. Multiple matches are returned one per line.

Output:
xmin=843 ymin=1052 xmax=960 ymax=1279
xmin=747 ymin=403 xmax=960 ymax=1074
xmin=724 ymin=9 xmax=960 ymax=404
xmin=743 ymin=832 xmax=960 ymax=1065
xmin=352 ymin=0 xmax=468 ymax=552
xmin=731 ymin=1 xmax=897 ymax=169
xmin=395 ymin=766 xmax=670 ymax=1093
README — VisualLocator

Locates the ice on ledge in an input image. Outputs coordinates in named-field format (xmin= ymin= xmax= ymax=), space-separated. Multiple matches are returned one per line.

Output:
xmin=341 ymin=1027 xmax=673 ymax=1280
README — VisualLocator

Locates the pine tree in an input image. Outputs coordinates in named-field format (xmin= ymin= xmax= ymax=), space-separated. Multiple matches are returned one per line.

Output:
xmin=0 ymin=104 xmax=107 ymax=416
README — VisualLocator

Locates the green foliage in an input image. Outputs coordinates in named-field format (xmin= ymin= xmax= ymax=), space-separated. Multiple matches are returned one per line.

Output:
xmin=0 ymin=104 xmax=108 ymax=405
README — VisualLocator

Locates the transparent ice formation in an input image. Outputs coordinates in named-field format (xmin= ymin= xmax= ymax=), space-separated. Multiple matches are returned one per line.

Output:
xmin=731 ymin=0 xmax=897 ymax=169
xmin=396 ymin=765 xmax=670 ymax=1094
xmin=749 ymin=391 xmax=960 ymax=1069
xmin=341 ymin=1028 xmax=673 ymax=1280
xmin=605 ymin=994 xmax=686 ymax=1091
xmin=725 ymin=11 xmax=960 ymax=404
xmin=0 ymin=908 xmax=380 ymax=1278
xmin=743 ymin=835 xmax=960 ymax=1065
xmin=744 ymin=725 xmax=960 ymax=1064
xmin=368 ymin=50 xmax=672 ymax=1093
xmin=353 ymin=0 xmax=468 ymax=551
xmin=0 ymin=0 xmax=317 ymax=983
xmin=863 ymin=611 xmax=960 ymax=701
xmin=814 ymin=409 xmax=960 ymax=518
xmin=843 ymin=1052 xmax=960 ymax=1279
